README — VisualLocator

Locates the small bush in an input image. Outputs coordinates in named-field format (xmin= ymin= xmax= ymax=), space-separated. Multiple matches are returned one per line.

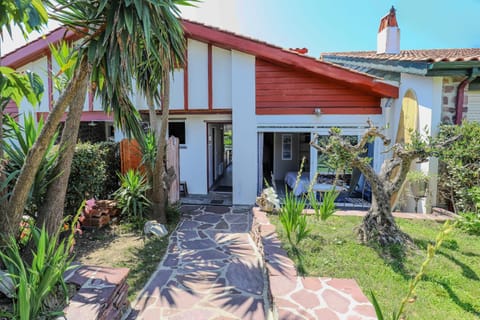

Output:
xmin=457 ymin=212 xmax=480 ymax=235
xmin=113 ymin=170 xmax=151 ymax=228
xmin=66 ymin=142 xmax=119 ymax=213
xmin=96 ymin=141 xmax=120 ymax=198
xmin=437 ymin=122 xmax=480 ymax=213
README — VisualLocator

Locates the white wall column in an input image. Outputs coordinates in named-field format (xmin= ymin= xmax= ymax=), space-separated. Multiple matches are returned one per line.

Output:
xmin=232 ymin=51 xmax=257 ymax=205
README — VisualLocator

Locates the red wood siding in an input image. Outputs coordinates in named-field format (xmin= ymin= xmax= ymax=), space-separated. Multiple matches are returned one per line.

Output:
xmin=256 ymin=59 xmax=382 ymax=115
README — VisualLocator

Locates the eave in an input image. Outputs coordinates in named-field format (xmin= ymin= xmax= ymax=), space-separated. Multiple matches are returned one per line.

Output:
xmin=183 ymin=21 xmax=398 ymax=98
xmin=426 ymin=61 xmax=480 ymax=76
xmin=322 ymin=55 xmax=429 ymax=76
xmin=2 ymin=21 xmax=398 ymax=99
xmin=1 ymin=28 xmax=80 ymax=69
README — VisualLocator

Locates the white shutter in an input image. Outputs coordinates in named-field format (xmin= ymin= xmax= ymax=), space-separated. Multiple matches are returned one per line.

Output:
xmin=466 ymin=91 xmax=480 ymax=122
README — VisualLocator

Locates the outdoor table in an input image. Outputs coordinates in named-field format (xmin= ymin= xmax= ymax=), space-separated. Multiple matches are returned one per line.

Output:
xmin=312 ymin=183 xmax=345 ymax=201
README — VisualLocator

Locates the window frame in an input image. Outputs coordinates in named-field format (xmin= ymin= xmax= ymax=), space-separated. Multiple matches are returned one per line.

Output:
xmin=281 ymin=134 xmax=292 ymax=160
xmin=168 ymin=120 xmax=186 ymax=145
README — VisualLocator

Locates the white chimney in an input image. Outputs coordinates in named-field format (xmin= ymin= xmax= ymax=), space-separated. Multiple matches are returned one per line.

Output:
xmin=377 ymin=6 xmax=400 ymax=54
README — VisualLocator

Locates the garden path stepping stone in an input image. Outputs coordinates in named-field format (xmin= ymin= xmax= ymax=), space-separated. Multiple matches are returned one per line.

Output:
xmin=130 ymin=205 xmax=268 ymax=320
xmin=130 ymin=205 xmax=377 ymax=319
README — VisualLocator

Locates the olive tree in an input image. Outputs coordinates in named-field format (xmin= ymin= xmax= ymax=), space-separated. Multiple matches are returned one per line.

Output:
xmin=311 ymin=121 xmax=455 ymax=246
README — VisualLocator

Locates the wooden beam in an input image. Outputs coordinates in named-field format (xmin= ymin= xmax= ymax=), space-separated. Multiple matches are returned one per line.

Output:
xmin=208 ymin=44 xmax=213 ymax=110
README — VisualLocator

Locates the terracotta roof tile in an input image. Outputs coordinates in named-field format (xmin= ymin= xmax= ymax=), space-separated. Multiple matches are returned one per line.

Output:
xmin=322 ymin=48 xmax=480 ymax=63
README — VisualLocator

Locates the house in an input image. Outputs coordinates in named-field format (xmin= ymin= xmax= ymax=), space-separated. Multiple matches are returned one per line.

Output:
xmin=1 ymin=20 xmax=398 ymax=205
xmin=322 ymin=7 xmax=480 ymax=211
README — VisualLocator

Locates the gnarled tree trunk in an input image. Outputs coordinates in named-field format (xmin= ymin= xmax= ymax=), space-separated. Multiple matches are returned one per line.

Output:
xmin=310 ymin=121 xmax=434 ymax=246
xmin=357 ymin=177 xmax=411 ymax=246
xmin=36 ymin=58 xmax=91 ymax=234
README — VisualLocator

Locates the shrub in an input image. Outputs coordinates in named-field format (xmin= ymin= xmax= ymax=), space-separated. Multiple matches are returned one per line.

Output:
xmin=66 ymin=142 xmax=120 ymax=213
xmin=457 ymin=212 xmax=480 ymax=235
xmin=113 ymin=169 xmax=151 ymax=228
xmin=96 ymin=141 xmax=120 ymax=198
xmin=437 ymin=122 xmax=480 ymax=213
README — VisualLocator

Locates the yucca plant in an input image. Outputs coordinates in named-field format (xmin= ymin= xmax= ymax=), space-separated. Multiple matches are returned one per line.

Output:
xmin=0 ymin=207 xmax=81 ymax=319
xmin=113 ymin=169 xmax=151 ymax=228
xmin=2 ymin=113 xmax=59 ymax=215
xmin=279 ymin=191 xmax=310 ymax=248
xmin=319 ymin=188 xmax=339 ymax=221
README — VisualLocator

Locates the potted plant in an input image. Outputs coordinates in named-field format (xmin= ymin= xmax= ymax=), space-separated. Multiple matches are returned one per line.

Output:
xmin=407 ymin=170 xmax=430 ymax=199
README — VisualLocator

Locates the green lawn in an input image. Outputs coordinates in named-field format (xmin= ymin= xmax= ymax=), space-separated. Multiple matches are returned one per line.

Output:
xmin=269 ymin=214 xmax=480 ymax=320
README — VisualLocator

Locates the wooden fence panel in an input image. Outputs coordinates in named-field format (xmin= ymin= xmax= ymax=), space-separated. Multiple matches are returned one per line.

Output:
xmin=120 ymin=137 xmax=180 ymax=204
xmin=167 ymin=136 xmax=180 ymax=204
xmin=119 ymin=139 xmax=143 ymax=174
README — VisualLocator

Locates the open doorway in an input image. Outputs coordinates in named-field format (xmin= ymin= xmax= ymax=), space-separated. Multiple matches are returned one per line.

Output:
xmin=262 ymin=132 xmax=274 ymax=186
xmin=207 ymin=122 xmax=232 ymax=192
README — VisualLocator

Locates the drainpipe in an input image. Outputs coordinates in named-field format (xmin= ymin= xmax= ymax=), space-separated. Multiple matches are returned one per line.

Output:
xmin=455 ymin=68 xmax=479 ymax=125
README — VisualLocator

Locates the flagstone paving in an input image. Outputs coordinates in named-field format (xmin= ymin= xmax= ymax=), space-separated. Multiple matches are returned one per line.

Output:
xmin=129 ymin=206 xmax=377 ymax=319
xmin=251 ymin=208 xmax=376 ymax=320
xmin=129 ymin=205 xmax=269 ymax=320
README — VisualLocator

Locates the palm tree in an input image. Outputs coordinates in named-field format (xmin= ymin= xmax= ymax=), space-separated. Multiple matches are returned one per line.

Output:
xmin=0 ymin=0 xmax=49 ymax=241
xmin=35 ymin=0 xmax=193 ymax=233
xmin=135 ymin=35 xmax=187 ymax=223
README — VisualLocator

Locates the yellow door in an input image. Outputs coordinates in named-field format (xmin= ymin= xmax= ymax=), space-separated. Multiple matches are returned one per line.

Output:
xmin=390 ymin=90 xmax=419 ymax=208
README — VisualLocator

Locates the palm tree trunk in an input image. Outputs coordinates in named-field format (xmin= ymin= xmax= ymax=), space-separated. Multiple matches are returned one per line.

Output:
xmin=0 ymin=104 xmax=6 ymax=227
xmin=0 ymin=56 xmax=89 ymax=240
xmin=150 ymin=67 xmax=170 ymax=224
xmin=144 ymin=95 xmax=156 ymax=200
xmin=147 ymin=95 xmax=157 ymax=137
xmin=36 ymin=61 xmax=90 ymax=234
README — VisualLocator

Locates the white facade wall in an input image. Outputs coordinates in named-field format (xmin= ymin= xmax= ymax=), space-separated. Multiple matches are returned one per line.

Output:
xmin=231 ymin=51 xmax=257 ymax=205
xmin=212 ymin=47 xmax=232 ymax=108
xmin=187 ymin=39 xmax=208 ymax=109
xmin=17 ymin=57 xmax=49 ymax=117
xmin=387 ymin=73 xmax=443 ymax=212
xmin=169 ymin=70 xmax=185 ymax=110
xmin=176 ymin=114 xmax=230 ymax=195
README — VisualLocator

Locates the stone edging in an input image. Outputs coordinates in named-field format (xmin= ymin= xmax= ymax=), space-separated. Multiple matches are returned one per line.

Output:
xmin=250 ymin=207 xmax=377 ymax=320
xmin=60 ymin=265 xmax=130 ymax=320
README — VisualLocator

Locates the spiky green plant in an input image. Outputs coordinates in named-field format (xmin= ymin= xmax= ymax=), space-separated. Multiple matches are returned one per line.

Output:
xmin=113 ymin=169 xmax=151 ymax=228
xmin=2 ymin=114 xmax=59 ymax=215
xmin=280 ymin=191 xmax=309 ymax=247
xmin=0 ymin=206 xmax=81 ymax=320
xmin=319 ymin=188 xmax=339 ymax=221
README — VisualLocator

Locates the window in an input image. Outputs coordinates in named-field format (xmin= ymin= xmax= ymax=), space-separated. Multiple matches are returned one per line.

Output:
xmin=317 ymin=135 xmax=359 ymax=174
xmin=282 ymin=134 xmax=292 ymax=160
xmin=168 ymin=122 xmax=186 ymax=144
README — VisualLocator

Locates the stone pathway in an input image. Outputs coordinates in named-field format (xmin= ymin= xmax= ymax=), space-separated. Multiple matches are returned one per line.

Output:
xmin=129 ymin=205 xmax=381 ymax=319
xmin=129 ymin=205 xmax=269 ymax=320
xmin=252 ymin=208 xmax=376 ymax=320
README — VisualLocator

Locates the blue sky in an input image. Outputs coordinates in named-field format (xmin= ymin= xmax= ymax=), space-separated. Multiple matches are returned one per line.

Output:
xmin=181 ymin=0 xmax=480 ymax=56
xmin=2 ymin=0 xmax=480 ymax=57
